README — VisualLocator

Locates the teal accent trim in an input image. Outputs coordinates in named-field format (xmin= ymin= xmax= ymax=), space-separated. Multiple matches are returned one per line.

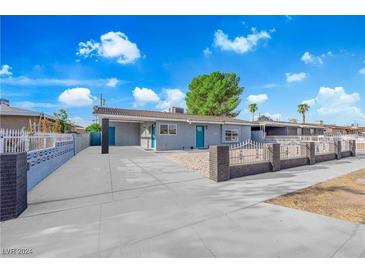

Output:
xmin=108 ymin=127 xmax=115 ymax=145
xmin=196 ymin=125 xmax=205 ymax=148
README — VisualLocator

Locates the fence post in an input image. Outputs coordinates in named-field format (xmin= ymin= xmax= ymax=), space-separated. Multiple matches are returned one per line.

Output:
xmin=0 ymin=135 xmax=4 ymax=154
xmin=350 ymin=140 xmax=356 ymax=156
xmin=269 ymin=143 xmax=281 ymax=172
xmin=335 ymin=140 xmax=342 ymax=160
xmin=209 ymin=145 xmax=230 ymax=182
xmin=307 ymin=142 xmax=316 ymax=165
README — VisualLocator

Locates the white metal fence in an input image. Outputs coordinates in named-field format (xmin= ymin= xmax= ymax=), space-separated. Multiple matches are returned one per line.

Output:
xmin=355 ymin=138 xmax=365 ymax=152
xmin=229 ymin=140 xmax=270 ymax=165
xmin=341 ymin=140 xmax=350 ymax=152
xmin=0 ymin=129 xmax=74 ymax=153
xmin=280 ymin=142 xmax=307 ymax=159
xmin=315 ymin=141 xmax=335 ymax=155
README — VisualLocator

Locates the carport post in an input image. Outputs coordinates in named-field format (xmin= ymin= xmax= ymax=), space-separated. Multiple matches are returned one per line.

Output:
xmin=101 ymin=118 xmax=109 ymax=154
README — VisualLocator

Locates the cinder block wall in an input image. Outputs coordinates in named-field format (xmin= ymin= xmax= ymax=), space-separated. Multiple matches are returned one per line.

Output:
xmin=27 ymin=141 xmax=74 ymax=190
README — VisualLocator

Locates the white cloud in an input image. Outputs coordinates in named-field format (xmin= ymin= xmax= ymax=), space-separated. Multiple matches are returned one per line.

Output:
xmin=304 ymin=86 xmax=365 ymax=123
xmin=77 ymin=31 xmax=141 ymax=64
xmin=157 ymin=89 xmax=186 ymax=111
xmin=203 ymin=48 xmax=212 ymax=57
xmin=0 ymin=65 xmax=12 ymax=76
xmin=285 ymin=72 xmax=307 ymax=83
xmin=301 ymin=51 xmax=333 ymax=65
xmin=58 ymin=87 xmax=96 ymax=107
xmin=70 ymin=116 xmax=92 ymax=127
xmin=301 ymin=52 xmax=323 ymax=64
xmin=133 ymin=87 xmax=160 ymax=106
xmin=214 ymin=28 xmax=271 ymax=54
xmin=1 ymin=76 xmax=122 ymax=87
xmin=247 ymin=94 xmax=268 ymax=104
xmin=106 ymin=78 xmax=119 ymax=87
xmin=302 ymin=98 xmax=316 ymax=106
xmin=359 ymin=68 xmax=365 ymax=75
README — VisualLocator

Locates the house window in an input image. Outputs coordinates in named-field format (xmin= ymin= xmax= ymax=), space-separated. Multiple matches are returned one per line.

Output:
xmin=168 ymin=124 xmax=177 ymax=135
xmin=159 ymin=124 xmax=177 ymax=135
xmin=224 ymin=130 xmax=239 ymax=142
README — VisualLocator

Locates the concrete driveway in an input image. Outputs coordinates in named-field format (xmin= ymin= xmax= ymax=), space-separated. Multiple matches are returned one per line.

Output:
xmin=1 ymin=146 xmax=364 ymax=257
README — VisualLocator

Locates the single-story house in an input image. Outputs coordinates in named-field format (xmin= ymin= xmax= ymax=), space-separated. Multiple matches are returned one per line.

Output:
xmin=93 ymin=106 xmax=253 ymax=152
xmin=0 ymin=98 xmax=85 ymax=133
xmin=250 ymin=120 xmax=326 ymax=141
xmin=0 ymin=98 xmax=55 ymax=130
xmin=323 ymin=124 xmax=365 ymax=135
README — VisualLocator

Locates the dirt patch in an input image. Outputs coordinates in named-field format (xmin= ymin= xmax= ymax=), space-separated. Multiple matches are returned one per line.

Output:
xmin=162 ymin=150 xmax=209 ymax=177
xmin=267 ymin=168 xmax=365 ymax=224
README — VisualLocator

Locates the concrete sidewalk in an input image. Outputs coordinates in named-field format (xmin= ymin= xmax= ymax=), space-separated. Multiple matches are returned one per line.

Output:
xmin=1 ymin=147 xmax=364 ymax=257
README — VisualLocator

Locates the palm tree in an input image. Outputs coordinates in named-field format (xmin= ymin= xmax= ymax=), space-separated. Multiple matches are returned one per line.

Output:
xmin=297 ymin=103 xmax=310 ymax=124
xmin=248 ymin=103 xmax=258 ymax=121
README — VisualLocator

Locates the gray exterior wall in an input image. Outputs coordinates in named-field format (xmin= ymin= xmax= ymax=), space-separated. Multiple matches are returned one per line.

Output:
xmin=110 ymin=121 xmax=140 ymax=146
xmin=221 ymin=124 xmax=251 ymax=144
xmin=155 ymin=121 xmax=251 ymax=150
xmin=155 ymin=121 xmax=220 ymax=150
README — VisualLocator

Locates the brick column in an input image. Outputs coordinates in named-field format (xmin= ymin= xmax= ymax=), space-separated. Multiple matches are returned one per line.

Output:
xmin=209 ymin=145 xmax=230 ymax=182
xmin=0 ymin=152 xmax=27 ymax=221
xmin=307 ymin=142 xmax=316 ymax=165
xmin=101 ymin=118 xmax=109 ymax=154
xmin=335 ymin=140 xmax=342 ymax=160
xmin=350 ymin=140 xmax=356 ymax=156
xmin=269 ymin=143 xmax=281 ymax=172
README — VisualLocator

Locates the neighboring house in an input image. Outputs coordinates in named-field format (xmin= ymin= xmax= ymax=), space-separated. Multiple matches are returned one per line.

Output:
xmin=93 ymin=106 xmax=253 ymax=151
xmin=0 ymin=98 xmax=85 ymax=133
xmin=323 ymin=124 xmax=365 ymax=135
xmin=251 ymin=120 xmax=325 ymax=141
xmin=0 ymin=98 xmax=55 ymax=130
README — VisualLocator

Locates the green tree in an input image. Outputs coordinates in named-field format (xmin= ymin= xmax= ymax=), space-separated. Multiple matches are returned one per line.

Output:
xmin=297 ymin=103 xmax=310 ymax=124
xmin=53 ymin=109 xmax=71 ymax=133
xmin=186 ymin=72 xmax=244 ymax=117
xmin=85 ymin=123 xmax=101 ymax=132
xmin=248 ymin=103 xmax=258 ymax=121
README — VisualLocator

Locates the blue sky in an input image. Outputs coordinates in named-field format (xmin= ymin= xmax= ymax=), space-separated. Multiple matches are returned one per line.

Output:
xmin=1 ymin=15 xmax=364 ymax=126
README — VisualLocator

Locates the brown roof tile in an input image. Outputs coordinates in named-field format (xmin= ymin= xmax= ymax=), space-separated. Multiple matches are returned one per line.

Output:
xmin=93 ymin=106 xmax=253 ymax=125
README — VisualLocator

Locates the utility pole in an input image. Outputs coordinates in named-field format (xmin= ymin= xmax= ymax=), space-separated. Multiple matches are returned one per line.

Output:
xmin=99 ymin=93 xmax=106 ymax=106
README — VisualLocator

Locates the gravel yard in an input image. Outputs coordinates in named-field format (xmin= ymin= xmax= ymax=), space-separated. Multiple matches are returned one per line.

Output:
xmin=160 ymin=150 xmax=210 ymax=177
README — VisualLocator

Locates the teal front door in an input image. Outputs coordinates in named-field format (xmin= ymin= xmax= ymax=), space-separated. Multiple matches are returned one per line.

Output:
xmin=196 ymin=125 xmax=205 ymax=148
xmin=151 ymin=125 xmax=156 ymax=149
xmin=108 ymin=127 xmax=115 ymax=145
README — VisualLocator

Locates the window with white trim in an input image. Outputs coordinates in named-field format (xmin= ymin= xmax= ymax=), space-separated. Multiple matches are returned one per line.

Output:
xmin=159 ymin=124 xmax=177 ymax=135
xmin=224 ymin=130 xmax=239 ymax=142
